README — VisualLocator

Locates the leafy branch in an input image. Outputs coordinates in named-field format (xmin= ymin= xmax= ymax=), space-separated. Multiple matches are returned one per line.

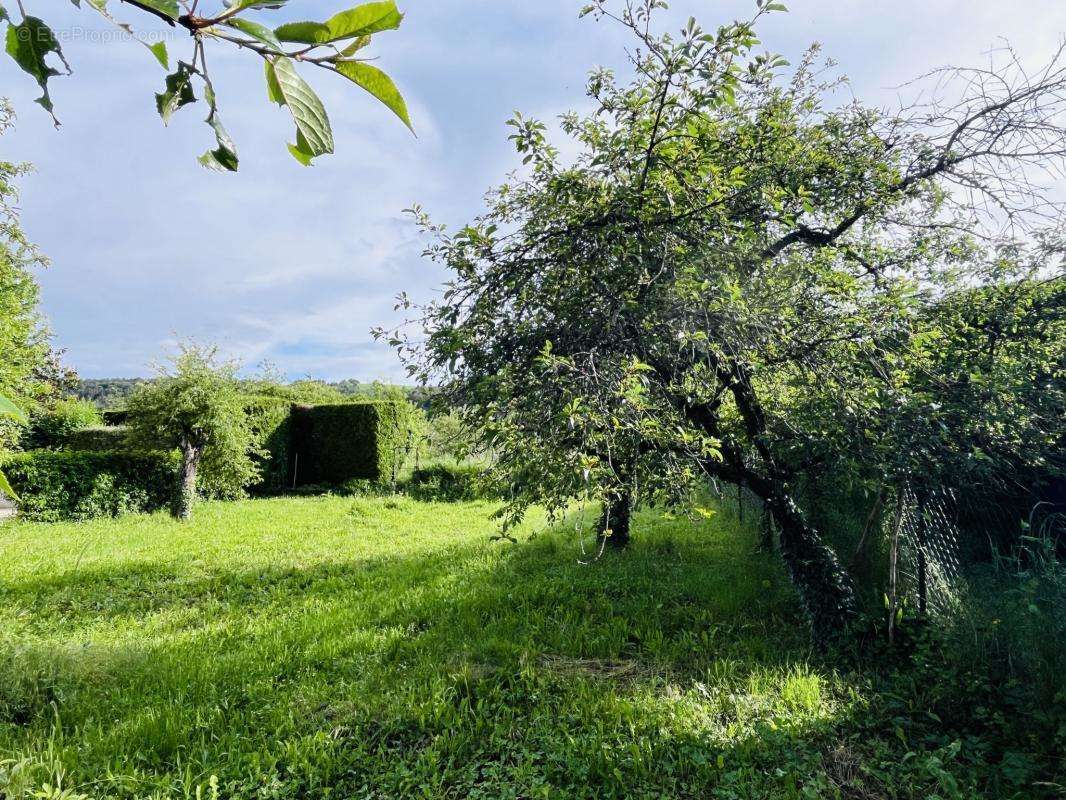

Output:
xmin=1 ymin=0 xmax=414 ymax=170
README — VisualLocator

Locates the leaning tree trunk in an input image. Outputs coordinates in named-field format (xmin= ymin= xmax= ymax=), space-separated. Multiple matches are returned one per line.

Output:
xmin=173 ymin=441 xmax=202 ymax=520
xmin=600 ymin=488 xmax=632 ymax=549
xmin=764 ymin=488 xmax=858 ymax=645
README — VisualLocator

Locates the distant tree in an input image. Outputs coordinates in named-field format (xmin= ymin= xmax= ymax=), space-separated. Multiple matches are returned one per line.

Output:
xmin=1 ymin=1 xmax=413 ymax=169
xmin=241 ymin=373 xmax=348 ymax=406
xmin=126 ymin=344 xmax=259 ymax=519
xmin=386 ymin=1 xmax=1066 ymax=642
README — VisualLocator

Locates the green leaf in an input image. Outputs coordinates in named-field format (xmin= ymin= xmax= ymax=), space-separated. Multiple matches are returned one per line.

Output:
xmin=5 ymin=16 xmax=70 ymax=123
xmin=198 ymin=88 xmax=239 ymax=172
xmin=155 ymin=62 xmax=196 ymax=124
xmin=264 ymin=59 xmax=284 ymax=104
xmin=226 ymin=17 xmax=283 ymax=52
xmin=335 ymin=60 xmax=413 ymax=132
xmin=287 ymin=131 xmax=314 ymax=166
xmin=0 ymin=395 xmax=26 ymax=423
xmin=147 ymin=40 xmax=168 ymax=69
xmin=226 ymin=0 xmax=288 ymax=10
xmin=131 ymin=0 xmax=178 ymax=19
xmin=0 ymin=469 xmax=17 ymax=502
xmin=275 ymin=1 xmax=402 ymax=44
xmin=268 ymin=57 xmax=334 ymax=162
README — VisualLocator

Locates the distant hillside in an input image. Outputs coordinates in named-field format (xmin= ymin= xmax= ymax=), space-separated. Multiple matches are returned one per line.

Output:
xmin=75 ymin=378 xmax=149 ymax=408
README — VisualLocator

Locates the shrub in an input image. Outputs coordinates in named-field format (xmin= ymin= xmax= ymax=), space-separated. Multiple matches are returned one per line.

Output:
xmin=243 ymin=395 xmax=293 ymax=490
xmin=405 ymin=463 xmax=496 ymax=502
xmin=0 ymin=450 xmax=179 ymax=521
xmin=25 ymin=399 xmax=102 ymax=449
xmin=289 ymin=401 xmax=420 ymax=487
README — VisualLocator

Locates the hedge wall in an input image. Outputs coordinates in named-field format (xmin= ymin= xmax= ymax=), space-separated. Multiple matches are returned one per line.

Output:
xmin=63 ymin=426 xmax=129 ymax=452
xmin=243 ymin=395 xmax=294 ymax=490
xmin=289 ymin=402 xmax=416 ymax=486
xmin=1 ymin=450 xmax=180 ymax=521
xmin=101 ymin=408 xmax=130 ymax=426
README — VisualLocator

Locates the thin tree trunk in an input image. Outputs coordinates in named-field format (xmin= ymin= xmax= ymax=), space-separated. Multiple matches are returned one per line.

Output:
xmin=600 ymin=488 xmax=632 ymax=550
xmin=173 ymin=441 xmax=202 ymax=520
xmin=764 ymin=488 xmax=858 ymax=646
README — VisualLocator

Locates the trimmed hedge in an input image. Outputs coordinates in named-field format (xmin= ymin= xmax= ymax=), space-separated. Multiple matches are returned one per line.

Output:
xmin=289 ymin=402 xmax=417 ymax=486
xmin=1 ymin=450 xmax=179 ymax=521
xmin=243 ymin=395 xmax=294 ymax=490
xmin=63 ymin=426 xmax=129 ymax=452
xmin=101 ymin=408 xmax=130 ymax=426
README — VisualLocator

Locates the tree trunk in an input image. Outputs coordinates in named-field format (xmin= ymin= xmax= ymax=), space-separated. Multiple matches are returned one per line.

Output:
xmin=764 ymin=488 xmax=858 ymax=646
xmin=600 ymin=489 xmax=632 ymax=550
xmin=173 ymin=441 xmax=202 ymax=520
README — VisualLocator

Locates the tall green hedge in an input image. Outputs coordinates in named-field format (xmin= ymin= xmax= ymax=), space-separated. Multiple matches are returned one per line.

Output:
xmin=1 ymin=450 xmax=179 ymax=521
xmin=289 ymin=402 xmax=417 ymax=486
xmin=63 ymin=426 xmax=129 ymax=452
xmin=243 ymin=395 xmax=294 ymax=490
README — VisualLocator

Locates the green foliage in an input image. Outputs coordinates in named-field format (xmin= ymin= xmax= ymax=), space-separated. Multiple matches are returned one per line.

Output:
xmin=404 ymin=463 xmax=494 ymax=502
xmin=125 ymin=344 xmax=261 ymax=504
xmin=240 ymin=377 xmax=347 ymax=406
xmin=421 ymin=409 xmax=481 ymax=463
xmin=289 ymin=400 xmax=419 ymax=487
xmin=1 ymin=1 xmax=412 ymax=168
xmin=0 ymin=495 xmax=1059 ymax=796
xmin=24 ymin=399 xmax=101 ymax=449
xmin=388 ymin=1 xmax=1066 ymax=639
xmin=61 ymin=425 xmax=129 ymax=453
xmin=0 ymin=103 xmax=48 ymax=431
xmin=73 ymin=380 xmax=145 ymax=410
xmin=945 ymin=533 xmax=1066 ymax=707
xmin=241 ymin=394 xmax=293 ymax=490
xmin=0 ymin=449 xmax=178 ymax=521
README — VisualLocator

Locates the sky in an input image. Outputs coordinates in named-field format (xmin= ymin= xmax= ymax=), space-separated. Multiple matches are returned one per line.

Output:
xmin=5 ymin=0 xmax=1066 ymax=381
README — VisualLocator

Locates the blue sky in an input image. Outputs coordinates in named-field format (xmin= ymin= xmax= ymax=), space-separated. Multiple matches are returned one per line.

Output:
xmin=5 ymin=0 xmax=1066 ymax=381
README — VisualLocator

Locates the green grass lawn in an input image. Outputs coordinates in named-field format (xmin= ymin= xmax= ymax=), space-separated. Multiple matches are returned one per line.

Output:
xmin=0 ymin=495 xmax=1054 ymax=798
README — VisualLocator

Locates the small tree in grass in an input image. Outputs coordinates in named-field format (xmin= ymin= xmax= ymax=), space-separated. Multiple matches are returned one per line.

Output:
xmin=126 ymin=344 xmax=259 ymax=519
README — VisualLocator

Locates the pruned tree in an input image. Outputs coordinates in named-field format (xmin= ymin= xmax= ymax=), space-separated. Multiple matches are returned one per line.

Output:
xmin=1 ymin=0 xmax=413 ymax=169
xmin=381 ymin=0 xmax=1066 ymax=642
xmin=126 ymin=343 xmax=259 ymax=518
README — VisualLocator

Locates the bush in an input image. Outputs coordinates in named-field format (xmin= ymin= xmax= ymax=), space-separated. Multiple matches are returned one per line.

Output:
xmin=289 ymin=401 xmax=419 ymax=487
xmin=405 ymin=463 xmax=496 ymax=502
xmin=25 ymin=399 xmax=102 ymax=448
xmin=243 ymin=395 xmax=293 ymax=490
xmin=0 ymin=450 xmax=179 ymax=521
